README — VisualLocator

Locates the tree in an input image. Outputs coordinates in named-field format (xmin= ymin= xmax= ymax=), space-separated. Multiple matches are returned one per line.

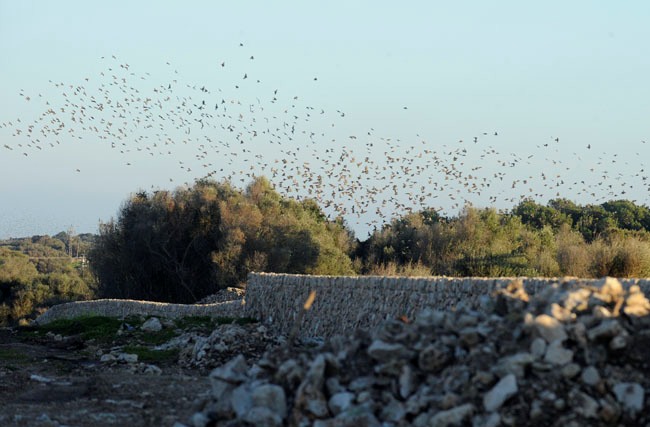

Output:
xmin=90 ymin=177 xmax=355 ymax=303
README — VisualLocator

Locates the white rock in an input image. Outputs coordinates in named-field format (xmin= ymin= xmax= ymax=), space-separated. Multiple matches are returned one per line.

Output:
xmin=613 ymin=382 xmax=644 ymax=414
xmin=209 ymin=355 xmax=248 ymax=398
xmin=473 ymin=412 xmax=501 ymax=427
xmin=190 ymin=412 xmax=209 ymax=427
xmin=429 ymin=403 xmax=475 ymax=427
xmin=242 ymin=406 xmax=283 ymax=427
xmin=581 ymin=366 xmax=601 ymax=386
xmin=140 ymin=317 xmax=163 ymax=332
xmin=544 ymin=340 xmax=573 ymax=365
xmin=399 ymin=364 xmax=416 ymax=398
xmin=367 ymin=340 xmax=409 ymax=361
xmin=534 ymin=314 xmax=567 ymax=343
xmin=231 ymin=384 xmax=253 ymax=418
xmin=624 ymin=289 xmax=650 ymax=317
xmin=117 ymin=353 xmax=138 ymax=363
xmin=587 ymin=319 xmax=622 ymax=341
xmin=252 ymin=384 xmax=287 ymax=419
xmin=143 ymin=364 xmax=162 ymax=375
xmin=561 ymin=363 xmax=581 ymax=379
xmin=595 ymin=277 xmax=624 ymax=302
xmin=483 ymin=374 xmax=518 ymax=412
xmin=530 ymin=337 xmax=547 ymax=358
xmin=30 ymin=374 xmax=54 ymax=383
xmin=496 ymin=352 xmax=535 ymax=378
xmin=328 ymin=392 xmax=355 ymax=416
xmin=100 ymin=354 xmax=116 ymax=363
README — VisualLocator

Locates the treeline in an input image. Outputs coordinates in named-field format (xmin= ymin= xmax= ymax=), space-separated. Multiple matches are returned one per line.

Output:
xmin=0 ymin=234 xmax=96 ymax=325
xmin=3 ymin=176 xmax=650 ymax=325
xmin=360 ymin=200 xmax=650 ymax=278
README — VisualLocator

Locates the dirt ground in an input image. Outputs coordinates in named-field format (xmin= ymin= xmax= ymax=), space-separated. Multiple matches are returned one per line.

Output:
xmin=0 ymin=320 xmax=266 ymax=427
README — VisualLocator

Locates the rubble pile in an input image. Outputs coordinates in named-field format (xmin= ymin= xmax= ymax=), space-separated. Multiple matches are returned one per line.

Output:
xmin=184 ymin=278 xmax=650 ymax=426
xmin=156 ymin=323 xmax=281 ymax=371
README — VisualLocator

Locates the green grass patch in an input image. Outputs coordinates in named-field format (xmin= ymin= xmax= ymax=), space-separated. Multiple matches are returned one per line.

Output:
xmin=121 ymin=345 xmax=179 ymax=363
xmin=135 ymin=327 xmax=178 ymax=345
xmin=17 ymin=314 xmax=258 ymax=347
xmin=0 ymin=347 xmax=29 ymax=362
xmin=26 ymin=316 xmax=124 ymax=341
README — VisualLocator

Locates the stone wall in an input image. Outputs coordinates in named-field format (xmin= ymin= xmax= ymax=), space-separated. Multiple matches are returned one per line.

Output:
xmin=35 ymin=273 xmax=650 ymax=339
xmin=244 ymin=273 xmax=650 ymax=338
xmin=34 ymin=299 xmax=245 ymax=325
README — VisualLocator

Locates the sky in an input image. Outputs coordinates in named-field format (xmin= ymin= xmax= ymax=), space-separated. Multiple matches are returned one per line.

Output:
xmin=1 ymin=1 xmax=649 ymax=239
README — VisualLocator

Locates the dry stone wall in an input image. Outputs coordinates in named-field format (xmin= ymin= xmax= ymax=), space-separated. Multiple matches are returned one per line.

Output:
xmin=36 ymin=273 xmax=650 ymax=340
xmin=245 ymin=273 xmax=650 ymax=338
xmin=34 ymin=299 xmax=244 ymax=325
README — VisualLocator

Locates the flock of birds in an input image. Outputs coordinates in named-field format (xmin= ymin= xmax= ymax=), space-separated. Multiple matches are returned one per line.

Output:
xmin=2 ymin=44 xmax=649 ymax=234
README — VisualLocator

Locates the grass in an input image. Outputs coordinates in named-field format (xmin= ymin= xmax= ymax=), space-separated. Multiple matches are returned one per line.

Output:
xmin=18 ymin=314 xmax=258 ymax=346
xmin=0 ymin=347 xmax=29 ymax=362
xmin=22 ymin=315 xmax=124 ymax=341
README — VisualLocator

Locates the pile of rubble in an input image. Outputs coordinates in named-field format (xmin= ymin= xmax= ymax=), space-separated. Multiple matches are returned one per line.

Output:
xmin=166 ymin=323 xmax=281 ymax=371
xmin=181 ymin=277 xmax=650 ymax=426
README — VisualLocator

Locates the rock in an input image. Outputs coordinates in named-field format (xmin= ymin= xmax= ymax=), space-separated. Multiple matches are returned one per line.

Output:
xmin=117 ymin=353 xmax=138 ymax=363
xmin=624 ymin=289 xmax=650 ymax=317
xmin=367 ymin=340 xmax=410 ymax=361
xmin=612 ymin=382 xmax=644 ymax=414
xmin=570 ymin=389 xmax=599 ymax=419
xmin=251 ymin=384 xmax=287 ymax=419
xmin=594 ymin=277 xmax=624 ymax=303
xmin=550 ymin=303 xmax=574 ymax=321
xmin=398 ymin=363 xmax=416 ymax=398
xmin=609 ymin=330 xmax=629 ymax=350
xmin=295 ymin=354 xmax=329 ymax=418
xmin=143 ymin=364 xmax=162 ymax=375
xmin=495 ymin=352 xmax=534 ymax=378
xmin=190 ymin=412 xmax=210 ymax=427
xmin=483 ymin=374 xmax=518 ymax=412
xmin=334 ymin=407 xmax=381 ymax=427
xmin=380 ymin=396 xmax=406 ymax=422
xmin=140 ymin=317 xmax=163 ymax=332
xmin=429 ymin=403 xmax=475 ymax=427
xmin=328 ymin=392 xmax=354 ymax=415
xmin=534 ymin=314 xmax=567 ymax=343
xmin=580 ymin=366 xmax=601 ymax=387
xmin=473 ymin=412 xmax=501 ymax=427
xmin=209 ymin=355 xmax=248 ymax=397
xmin=598 ymin=396 xmax=621 ymax=423
xmin=100 ymin=354 xmax=116 ymax=363
xmin=418 ymin=342 xmax=452 ymax=372
xmin=561 ymin=363 xmax=581 ymax=379
xmin=544 ymin=340 xmax=573 ymax=365
xmin=183 ymin=277 xmax=650 ymax=427
xmin=587 ymin=319 xmax=623 ymax=341
xmin=231 ymin=383 xmax=253 ymax=418
xmin=241 ymin=406 xmax=283 ymax=427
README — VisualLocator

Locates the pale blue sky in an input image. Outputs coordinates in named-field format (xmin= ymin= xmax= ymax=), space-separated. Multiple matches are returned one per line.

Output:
xmin=1 ymin=1 xmax=649 ymax=238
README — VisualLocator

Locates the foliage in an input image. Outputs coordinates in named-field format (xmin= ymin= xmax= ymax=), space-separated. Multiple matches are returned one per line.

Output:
xmin=362 ymin=199 xmax=650 ymax=279
xmin=0 ymin=239 xmax=95 ymax=326
xmin=89 ymin=177 xmax=356 ymax=303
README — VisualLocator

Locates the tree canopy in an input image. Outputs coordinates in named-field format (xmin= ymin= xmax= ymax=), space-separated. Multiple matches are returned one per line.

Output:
xmin=89 ymin=177 xmax=355 ymax=303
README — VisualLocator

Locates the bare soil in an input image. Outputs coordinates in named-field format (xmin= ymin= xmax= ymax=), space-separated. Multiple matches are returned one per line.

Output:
xmin=0 ymin=322 xmax=264 ymax=427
